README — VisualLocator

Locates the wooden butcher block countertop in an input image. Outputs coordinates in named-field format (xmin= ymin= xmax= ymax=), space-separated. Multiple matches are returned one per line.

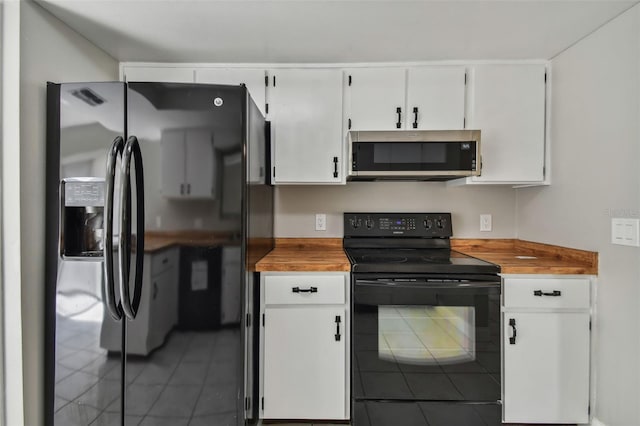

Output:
xmin=144 ymin=230 xmax=240 ymax=253
xmin=452 ymin=239 xmax=598 ymax=275
xmin=255 ymin=239 xmax=350 ymax=272
xmin=255 ymin=238 xmax=598 ymax=275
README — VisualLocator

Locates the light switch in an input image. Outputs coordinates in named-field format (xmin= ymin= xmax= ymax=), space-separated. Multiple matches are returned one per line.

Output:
xmin=611 ymin=218 xmax=640 ymax=247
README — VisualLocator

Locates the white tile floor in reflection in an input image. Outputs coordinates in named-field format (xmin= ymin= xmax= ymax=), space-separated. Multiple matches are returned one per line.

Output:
xmin=54 ymin=313 xmax=240 ymax=426
xmin=378 ymin=306 xmax=475 ymax=366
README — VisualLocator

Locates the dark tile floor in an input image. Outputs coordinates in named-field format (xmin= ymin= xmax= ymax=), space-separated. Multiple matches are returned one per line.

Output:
xmin=54 ymin=312 xmax=240 ymax=426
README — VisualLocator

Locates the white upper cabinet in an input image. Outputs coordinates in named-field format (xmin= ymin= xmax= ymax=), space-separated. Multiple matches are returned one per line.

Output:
xmin=465 ymin=63 xmax=547 ymax=184
xmin=344 ymin=68 xmax=406 ymax=131
xmin=160 ymin=128 xmax=216 ymax=199
xmin=407 ymin=66 xmax=466 ymax=130
xmin=122 ymin=66 xmax=194 ymax=83
xmin=195 ymin=68 xmax=267 ymax=117
xmin=267 ymin=69 xmax=344 ymax=184
xmin=344 ymin=66 xmax=466 ymax=132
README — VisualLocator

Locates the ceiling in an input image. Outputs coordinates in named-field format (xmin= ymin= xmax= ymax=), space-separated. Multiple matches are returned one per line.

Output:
xmin=36 ymin=0 xmax=638 ymax=63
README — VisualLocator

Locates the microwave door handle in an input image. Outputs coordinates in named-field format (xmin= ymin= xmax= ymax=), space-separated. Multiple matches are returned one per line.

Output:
xmin=103 ymin=136 xmax=124 ymax=320
xmin=118 ymin=136 xmax=145 ymax=320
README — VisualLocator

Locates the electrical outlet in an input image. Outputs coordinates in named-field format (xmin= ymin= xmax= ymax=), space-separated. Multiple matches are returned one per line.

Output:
xmin=612 ymin=218 xmax=640 ymax=246
xmin=155 ymin=215 xmax=162 ymax=228
xmin=480 ymin=214 xmax=492 ymax=232
xmin=194 ymin=217 xmax=203 ymax=229
xmin=315 ymin=214 xmax=327 ymax=231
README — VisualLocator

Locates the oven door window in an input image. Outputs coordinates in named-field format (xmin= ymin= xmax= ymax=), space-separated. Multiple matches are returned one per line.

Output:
xmin=352 ymin=279 xmax=500 ymax=402
xmin=378 ymin=305 xmax=475 ymax=366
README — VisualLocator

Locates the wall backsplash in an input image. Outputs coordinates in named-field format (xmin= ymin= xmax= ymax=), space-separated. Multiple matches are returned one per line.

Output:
xmin=274 ymin=182 xmax=517 ymax=238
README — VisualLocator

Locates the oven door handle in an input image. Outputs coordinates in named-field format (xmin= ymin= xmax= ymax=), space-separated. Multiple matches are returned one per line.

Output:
xmin=354 ymin=279 xmax=501 ymax=289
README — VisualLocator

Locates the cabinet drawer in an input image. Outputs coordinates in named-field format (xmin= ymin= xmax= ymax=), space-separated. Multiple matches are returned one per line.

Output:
xmin=264 ymin=275 xmax=345 ymax=305
xmin=151 ymin=247 xmax=179 ymax=276
xmin=504 ymin=278 xmax=590 ymax=309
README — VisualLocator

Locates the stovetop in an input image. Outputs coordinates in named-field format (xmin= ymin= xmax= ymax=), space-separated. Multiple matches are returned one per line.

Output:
xmin=343 ymin=212 xmax=500 ymax=275
xmin=345 ymin=247 xmax=500 ymax=274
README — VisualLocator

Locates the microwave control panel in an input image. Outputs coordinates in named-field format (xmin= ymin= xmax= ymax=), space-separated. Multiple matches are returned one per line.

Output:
xmin=344 ymin=212 xmax=452 ymax=238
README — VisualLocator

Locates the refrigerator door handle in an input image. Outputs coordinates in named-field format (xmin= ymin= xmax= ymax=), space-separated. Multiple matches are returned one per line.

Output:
xmin=103 ymin=136 xmax=124 ymax=320
xmin=118 ymin=136 xmax=145 ymax=320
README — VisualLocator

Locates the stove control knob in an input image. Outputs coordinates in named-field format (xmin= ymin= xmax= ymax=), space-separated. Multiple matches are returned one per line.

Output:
xmin=436 ymin=219 xmax=444 ymax=229
xmin=365 ymin=218 xmax=374 ymax=229
xmin=424 ymin=219 xmax=432 ymax=229
xmin=350 ymin=218 xmax=360 ymax=229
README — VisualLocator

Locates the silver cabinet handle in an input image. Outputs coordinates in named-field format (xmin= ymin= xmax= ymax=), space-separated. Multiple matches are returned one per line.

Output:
xmin=118 ymin=136 xmax=145 ymax=320
xmin=103 ymin=136 xmax=124 ymax=321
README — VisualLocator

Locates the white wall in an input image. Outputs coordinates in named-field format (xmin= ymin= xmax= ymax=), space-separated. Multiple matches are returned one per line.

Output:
xmin=18 ymin=2 xmax=118 ymax=425
xmin=0 ymin=3 xmax=3 ymax=423
xmin=275 ymin=183 xmax=516 ymax=237
xmin=515 ymin=6 xmax=640 ymax=426
xmin=2 ymin=1 xmax=23 ymax=424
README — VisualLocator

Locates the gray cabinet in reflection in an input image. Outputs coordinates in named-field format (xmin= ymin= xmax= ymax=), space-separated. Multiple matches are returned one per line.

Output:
xmin=160 ymin=128 xmax=217 ymax=199
xmin=100 ymin=246 xmax=180 ymax=355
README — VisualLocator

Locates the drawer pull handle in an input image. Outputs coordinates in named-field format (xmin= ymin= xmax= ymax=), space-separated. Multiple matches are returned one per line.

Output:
xmin=534 ymin=290 xmax=562 ymax=297
xmin=335 ymin=315 xmax=341 ymax=341
xmin=509 ymin=318 xmax=517 ymax=345
xmin=292 ymin=286 xmax=317 ymax=294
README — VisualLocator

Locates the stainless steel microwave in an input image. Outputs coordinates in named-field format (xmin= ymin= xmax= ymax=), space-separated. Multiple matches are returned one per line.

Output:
xmin=348 ymin=130 xmax=481 ymax=181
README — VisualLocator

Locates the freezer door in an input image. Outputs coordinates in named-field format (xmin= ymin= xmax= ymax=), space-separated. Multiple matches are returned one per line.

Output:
xmin=48 ymin=82 xmax=129 ymax=426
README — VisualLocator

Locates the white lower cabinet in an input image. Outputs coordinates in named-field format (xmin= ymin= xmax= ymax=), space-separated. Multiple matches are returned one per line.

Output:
xmin=260 ymin=272 xmax=349 ymax=420
xmin=502 ymin=276 xmax=591 ymax=424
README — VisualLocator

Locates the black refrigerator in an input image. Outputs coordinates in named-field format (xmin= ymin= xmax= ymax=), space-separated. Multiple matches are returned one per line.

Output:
xmin=45 ymin=81 xmax=273 ymax=426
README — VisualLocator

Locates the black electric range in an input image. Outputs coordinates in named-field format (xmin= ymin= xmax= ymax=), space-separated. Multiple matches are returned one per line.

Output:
xmin=344 ymin=213 xmax=503 ymax=426
xmin=344 ymin=212 xmax=499 ymax=275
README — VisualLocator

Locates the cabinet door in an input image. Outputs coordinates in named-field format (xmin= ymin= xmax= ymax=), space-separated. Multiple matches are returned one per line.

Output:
xmin=123 ymin=66 xmax=194 ymax=83
xmin=503 ymin=312 xmax=590 ymax=424
xmin=468 ymin=64 xmax=546 ymax=182
xmin=196 ymin=68 xmax=267 ymax=116
xmin=147 ymin=267 xmax=170 ymax=351
xmin=160 ymin=129 xmax=186 ymax=197
xmin=345 ymin=68 xmax=406 ymax=131
xmin=220 ymin=246 xmax=241 ymax=325
xmin=407 ymin=66 xmax=466 ymax=130
xmin=150 ymin=248 xmax=180 ymax=339
xmin=268 ymin=69 xmax=344 ymax=183
xmin=185 ymin=129 xmax=216 ymax=198
xmin=263 ymin=307 xmax=346 ymax=419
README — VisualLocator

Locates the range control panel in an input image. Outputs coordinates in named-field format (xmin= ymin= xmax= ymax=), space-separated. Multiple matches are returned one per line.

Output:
xmin=344 ymin=213 xmax=453 ymax=238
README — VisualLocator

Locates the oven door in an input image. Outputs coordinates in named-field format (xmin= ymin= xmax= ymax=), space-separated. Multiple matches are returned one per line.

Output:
xmin=352 ymin=274 xmax=501 ymax=406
